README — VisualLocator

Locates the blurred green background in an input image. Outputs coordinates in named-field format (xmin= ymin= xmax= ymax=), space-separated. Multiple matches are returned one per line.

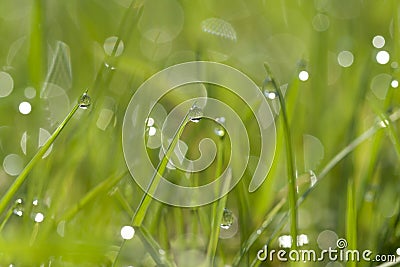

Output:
xmin=0 ymin=0 xmax=400 ymax=266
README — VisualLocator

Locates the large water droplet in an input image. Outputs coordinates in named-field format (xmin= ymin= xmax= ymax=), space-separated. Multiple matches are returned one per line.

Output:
xmin=220 ymin=208 xmax=234 ymax=229
xmin=189 ymin=106 xmax=203 ymax=123
xmin=78 ymin=91 xmax=91 ymax=109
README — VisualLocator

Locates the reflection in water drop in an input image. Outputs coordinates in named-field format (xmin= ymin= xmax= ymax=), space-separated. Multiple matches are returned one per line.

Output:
xmin=3 ymin=154 xmax=23 ymax=176
xmin=78 ymin=92 xmax=91 ymax=109
xmin=220 ymin=208 xmax=234 ymax=229
xmin=103 ymin=36 xmax=124 ymax=57
xmin=189 ymin=106 xmax=203 ymax=123
xmin=0 ymin=72 xmax=14 ymax=98
xmin=201 ymin=18 xmax=237 ymax=41
xmin=19 ymin=101 xmax=32 ymax=115
xmin=146 ymin=117 xmax=155 ymax=127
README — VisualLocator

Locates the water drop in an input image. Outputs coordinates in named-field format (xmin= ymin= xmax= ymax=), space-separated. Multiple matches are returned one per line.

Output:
xmin=13 ymin=198 xmax=24 ymax=217
xmin=376 ymin=50 xmax=390 ymax=65
xmin=262 ymin=77 xmax=278 ymax=100
xmin=299 ymin=70 xmax=309 ymax=81
xmin=214 ymin=117 xmax=226 ymax=137
xmin=189 ymin=106 xmax=203 ymax=123
xmin=391 ymin=80 xmax=399 ymax=88
xmin=121 ymin=225 xmax=135 ymax=240
xmin=220 ymin=208 xmax=234 ymax=229
xmin=78 ymin=91 xmax=91 ymax=109
xmin=19 ymin=101 xmax=32 ymax=115
xmin=34 ymin=212 xmax=44 ymax=223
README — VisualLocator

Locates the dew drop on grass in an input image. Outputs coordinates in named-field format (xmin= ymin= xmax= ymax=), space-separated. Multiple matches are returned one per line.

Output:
xmin=34 ymin=212 xmax=44 ymax=223
xmin=189 ymin=106 xmax=203 ymax=123
xmin=121 ymin=225 xmax=135 ymax=240
xmin=220 ymin=208 xmax=234 ymax=229
xmin=214 ymin=117 xmax=226 ymax=137
xmin=13 ymin=198 xmax=24 ymax=217
xmin=78 ymin=91 xmax=91 ymax=109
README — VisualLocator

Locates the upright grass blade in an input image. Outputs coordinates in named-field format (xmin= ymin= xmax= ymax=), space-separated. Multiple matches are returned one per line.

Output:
xmin=136 ymin=226 xmax=177 ymax=267
xmin=206 ymin=135 xmax=229 ymax=266
xmin=346 ymin=179 xmax=357 ymax=267
xmin=0 ymin=96 xmax=84 ymax=217
xmin=263 ymin=63 xmax=298 ymax=250
xmin=130 ymin=106 xmax=194 ymax=227
xmin=232 ymin=198 xmax=286 ymax=266
xmin=112 ymin=103 xmax=199 ymax=266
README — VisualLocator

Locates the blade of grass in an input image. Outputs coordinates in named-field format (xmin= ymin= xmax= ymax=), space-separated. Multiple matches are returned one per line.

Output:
xmin=236 ymin=107 xmax=400 ymax=263
xmin=264 ymin=63 xmax=298 ymax=250
xmin=232 ymin=198 xmax=286 ymax=266
xmin=205 ymin=135 xmax=229 ymax=266
xmin=131 ymin=105 xmax=194 ymax=227
xmin=0 ymin=92 xmax=87 ymax=216
xmin=136 ymin=226 xmax=177 ymax=267
xmin=112 ymin=103 xmax=197 ymax=266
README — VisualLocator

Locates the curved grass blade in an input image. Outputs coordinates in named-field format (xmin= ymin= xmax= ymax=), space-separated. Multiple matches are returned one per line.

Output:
xmin=263 ymin=62 xmax=298 ymax=250
xmin=0 ymin=93 xmax=85 ymax=216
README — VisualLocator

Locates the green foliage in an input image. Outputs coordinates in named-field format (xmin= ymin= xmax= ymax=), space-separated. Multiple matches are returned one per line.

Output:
xmin=0 ymin=0 xmax=400 ymax=266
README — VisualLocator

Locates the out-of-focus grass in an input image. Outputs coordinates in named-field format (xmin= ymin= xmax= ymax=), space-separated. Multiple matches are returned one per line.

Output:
xmin=0 ymin=0 xmax=400 ymax=266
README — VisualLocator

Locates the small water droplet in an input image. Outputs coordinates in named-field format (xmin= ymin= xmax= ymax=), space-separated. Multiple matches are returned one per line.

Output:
xmin=214 ymin=117 xmax=226 ymax=137
xmin=34 ymin=212 xmax=44 ymax=223
xmin=220 ymin=208 xmax=234 ymax=229
xmin=78 ymin=91 xmax=91 ymax=109
xmin=263 ymin=90 xmax=277 ymax=100
xmin=189 ymin=106 xmax=203 ymax=123
xmin=262 ymin=77 xmax=278 ymax=100
xmin=13 ymin=199 xmax=24 ymax=217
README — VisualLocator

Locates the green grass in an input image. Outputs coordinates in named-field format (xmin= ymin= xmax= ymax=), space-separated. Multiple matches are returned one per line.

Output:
xmin=1 ymin=0 xmax=400 ymax=266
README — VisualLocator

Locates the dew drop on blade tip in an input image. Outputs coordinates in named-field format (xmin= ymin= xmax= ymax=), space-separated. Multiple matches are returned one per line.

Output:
xmin=79 ymin=91 xmax=91 ymax=109
xmin=189 ymin=106 xmax=203 ymax=123
xmin=220 ymin=208 xmax=234 ymax=229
